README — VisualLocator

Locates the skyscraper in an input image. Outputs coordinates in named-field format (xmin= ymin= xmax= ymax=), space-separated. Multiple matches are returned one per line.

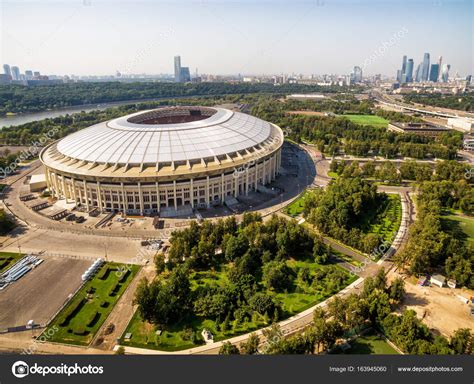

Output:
xmin=415 ymin=64 xmax=421 ymax=82
xmin=429 ymin=64 xmax=439 ymax=82
xmin=406 ymin=59 xmax=414 ymax=83
xmin=352 ymin=66 xmax=362 ymax=83
xmin=421 ymin=53 xmax=430 ymax=81
xmin=437 ymin=56 xmax=443 ymax=81
xmin=441 ymin=64 xmax=450 ymax=82
xmin=180 ymin=67 xmax=191 ymax=83
xmin=401 ymin=55 xmax=407 ymax=75
xmin=3 ymin=64 xmax=11 ymax=77
xmin=11 ymin=66 xmax=20 ymax=81
xmin=174 ymin=55 xmax=181 ymax=83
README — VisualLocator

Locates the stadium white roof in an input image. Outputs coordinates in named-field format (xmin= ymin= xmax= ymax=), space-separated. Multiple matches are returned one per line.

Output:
xmin=56 ymin=107 xmax=275 ymax=166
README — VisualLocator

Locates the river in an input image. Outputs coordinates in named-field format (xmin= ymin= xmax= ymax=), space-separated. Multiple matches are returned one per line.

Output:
xmin=0 ymin=96 xmax=203 ymax=128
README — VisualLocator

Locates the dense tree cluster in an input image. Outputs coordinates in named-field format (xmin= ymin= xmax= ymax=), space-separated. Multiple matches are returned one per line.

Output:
xmin=134 ymin=213 xmax=349 ymax=332
xmin=303 ymin=177 xmax=387 ymax=253
xmin=241 ymin=269 xmax=471 ymax=355
xmin=0 ymin=82 xmax=356 ymax=115
xmin=330 ymin=159 xmax=469 ymax=185
xmin=251 ymin=99 xmax=460 ymax=160
xmin=404 ymin=92 xmax=474 ymax=112
xmin=396 ymin=183 xmax=473 ymax=288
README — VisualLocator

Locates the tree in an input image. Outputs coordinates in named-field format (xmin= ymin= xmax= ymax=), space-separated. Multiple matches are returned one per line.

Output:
xmin=240 ymin=333 xmax=260 ymax=355
xmin=248 ymin=292 xmax=277 ymax=316
xmin=219 ymin=341 xmax=240 ymax=355
xmin=450 ymin=328 xmax=472 ymax=354
xmin=115 ymin=346 xmax=125 ymax=355
xmin=154 ymin=253 xmax=166 ymax=274
xmin=388 ymin=277 xmax=405 ymax=303
xmin=224 ymin=234 xmax=247 ymax=262
xmin=262 ymin=260 xmax=293 ymax=292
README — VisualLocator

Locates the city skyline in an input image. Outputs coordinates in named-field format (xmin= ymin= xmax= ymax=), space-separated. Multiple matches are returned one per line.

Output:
xmin=1 ymin=0 xmax=472 ymax=77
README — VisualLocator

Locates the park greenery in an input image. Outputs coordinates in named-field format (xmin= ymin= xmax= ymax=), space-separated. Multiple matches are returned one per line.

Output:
xmin=44 ymin=262 xmax=140 ymax=345
xmin=329 ymin=159 xmax=470 ymax=186
xmin=395 ymin=181 xmax=473 ymax=288
xmin=252 ymin=98 xmax=462 ymax=160
xmin=0 ymin=82 xmax=357 ymax=116
xmin=404 ymin=92 xmax=474 ymax=112
xmin=300 ymin=176 xmax=401 ymax=254
xmin=219 ymin=269 xmax=473 ymax=355
xmin=127 ymin=213 xmax=356 ymax=351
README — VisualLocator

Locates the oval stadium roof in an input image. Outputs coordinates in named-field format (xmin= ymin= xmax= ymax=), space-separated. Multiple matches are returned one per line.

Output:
xmin=56 ymin=107 xmax=274 ymax=166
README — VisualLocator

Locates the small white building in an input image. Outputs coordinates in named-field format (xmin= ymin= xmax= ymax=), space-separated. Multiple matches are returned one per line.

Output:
xmin=430 ymin=274 xmax=446 ymax=288
xmin=29 ymin=174 xmax=47 ymax=192
xmin=447 ymin=118 xmax=474 ymax=133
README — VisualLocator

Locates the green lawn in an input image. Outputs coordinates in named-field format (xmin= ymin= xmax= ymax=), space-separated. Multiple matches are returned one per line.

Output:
xmin=121 ymin=260 xmax=356 ymax=352
xmin=335 ymin=329 xmax=399 ymax=355
xmin=367 ymin=194 xmax=402 ymax=244
xmin=285 ymin=189 xmax=313 ymax=217
xmin=0 ymin=252 xmax=23 ymax=273
xmin=339 ymin=114 xmax=389 ymax=128
xmin=441 ymin=211 xmax=474 ymax=246
xmin=43 ymin=262 xmax=140 ymax=346
xmin=354 ymin=194 xmax=401 ymax=247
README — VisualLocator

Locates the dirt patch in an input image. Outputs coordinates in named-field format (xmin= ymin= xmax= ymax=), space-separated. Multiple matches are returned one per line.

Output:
xmin=389 ymin=272 xmax=473 ymax=337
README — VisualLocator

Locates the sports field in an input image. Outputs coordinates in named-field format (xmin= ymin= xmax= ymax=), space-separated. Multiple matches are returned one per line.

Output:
xmin=339 ymin=114 xmax=389 ymax=128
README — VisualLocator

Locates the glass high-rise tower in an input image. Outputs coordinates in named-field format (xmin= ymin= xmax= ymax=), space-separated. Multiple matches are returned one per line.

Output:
xmin=405 ymin=59 xmax=414 ymax=83
xmin=421 ymin=53 xmax=430 ymax=81
xmin=174 ymin=56 xmax=181 ymax=83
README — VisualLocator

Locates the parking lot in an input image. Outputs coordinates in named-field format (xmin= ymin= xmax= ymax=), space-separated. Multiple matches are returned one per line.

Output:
xmin=0 ymin=256 xmax=90 ymax=330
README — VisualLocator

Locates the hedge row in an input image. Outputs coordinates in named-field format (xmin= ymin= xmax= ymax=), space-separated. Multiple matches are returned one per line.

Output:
xmin=58 ymin=298 xmax=86 ymax=327
xmin=86 ymin=311 xmax=100 ymax=328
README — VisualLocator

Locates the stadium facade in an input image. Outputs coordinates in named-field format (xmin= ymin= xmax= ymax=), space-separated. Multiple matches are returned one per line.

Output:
xmin=40 ymin=106 xmax=284 ymax=215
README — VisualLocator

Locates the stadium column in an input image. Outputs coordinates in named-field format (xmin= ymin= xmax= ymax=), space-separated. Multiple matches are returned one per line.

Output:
xmin=173 ymin=180 xmax=177 ymax=210
xmin=121 ymin=182 xmax=126 ymax=213
xmin=155 ymin=182 xmax=160 ymax=213
xmin=96 ymin=182 xmax=103 ymax=211
xmin=234 ymin=173 xmax=238 ymax=197
xmin=45 ymin=169 xmax=52 ymax=195
xmin=71 ymin=178 xmax=78 ymax=203
xmin=262 ymin=159 xmax=267 ymax=185
xmin=254 ymin=162 xmax=259 ymax=191
xmin=138 ymin=182 xmax=144 ymax=215
xmin=221 ymin=174 xmax=225 ymax=203
xmin=245 ymin=166 xmax=249 ymax=195
xmin=61 ymin=176 xmax=67 ymax=201
xmin=84 ymin=180 xmax=89 ymax=211
xmin=206 ymin=176 xmax=210 ymax=208
xmin=53 ymin=173 xmax=60 ymax=198
xmin=271 ymin=155 xmax=276 ymax=180
xmin=190 ymin=178 xmax=194 ymax=208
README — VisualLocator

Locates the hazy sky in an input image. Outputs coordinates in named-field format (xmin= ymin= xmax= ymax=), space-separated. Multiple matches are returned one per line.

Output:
xmin=1 ymin=0 xmax=472 ymax=77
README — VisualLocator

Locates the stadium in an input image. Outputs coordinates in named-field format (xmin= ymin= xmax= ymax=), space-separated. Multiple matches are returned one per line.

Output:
xmin=40 ymin=106 xmax=284 ymax=215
